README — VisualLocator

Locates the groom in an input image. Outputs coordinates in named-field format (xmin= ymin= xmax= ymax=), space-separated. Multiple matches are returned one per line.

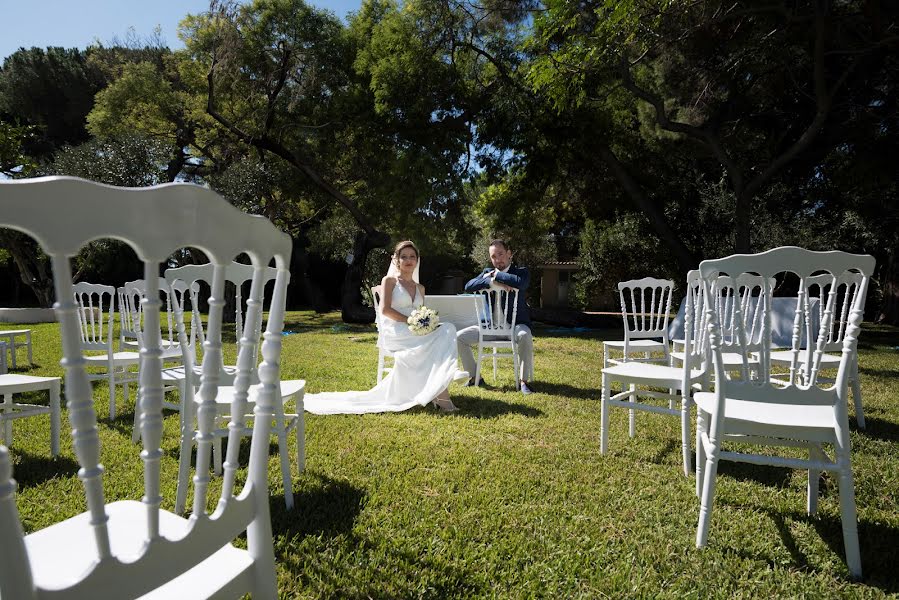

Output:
xmin=456 ymin=239 xmax=535 ymax=394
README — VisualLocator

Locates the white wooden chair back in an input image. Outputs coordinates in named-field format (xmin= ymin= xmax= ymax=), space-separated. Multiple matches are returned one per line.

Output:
xmin=72 ymin=282 xmax=116 ymax=353
xmin=617 ymin=277 xmax=674 ymax=347
xmin=699 ymin=247 xmax=874 ymax=416
xmin=122 ymin=277 xmax=181 ymax=356
xmin=680 ymin=270 xmax=708 ymax=371
xmin=370 ymin=285 xmax=395 ymax=382
xmin=165 ymin=262 xmax=277 ymax=384
xmin=168 ymin=277 xmax=203 ymax=364
xmin=117 ymin=284 xmax=140 ymax=348
xmin=711 ymin=273 xmax=774 ymax=354
xmin=0 ymin=176 xmax=286 ymax=599
xmin=805 ymin=271 xmax=865 ymax=355
xmin=477 ymin=287 xmax=519 ymax=338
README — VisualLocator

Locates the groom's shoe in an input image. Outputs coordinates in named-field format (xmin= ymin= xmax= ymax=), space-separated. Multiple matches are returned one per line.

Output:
xmin=464 ymin=377 xmax=485 ymax=388
xmin=520 ymin=381 xmax=533 ymax=395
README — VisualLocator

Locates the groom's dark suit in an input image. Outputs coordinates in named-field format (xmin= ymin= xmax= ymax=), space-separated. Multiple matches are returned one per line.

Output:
xmin=462 ymin=265 xmax=531 ymax=325
xmin=456 ymin=264 xmax=534 ymax=388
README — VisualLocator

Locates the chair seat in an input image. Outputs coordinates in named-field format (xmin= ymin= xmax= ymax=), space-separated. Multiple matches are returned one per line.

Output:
xmin=24 ymin=500 xmax=254 ymax=599
xmin=199 ymin=379 xmax=306 ymax=407
xmin=604 ymin=339 xmax=667 ymax=351
xmin=602 ymin=361 xmax=703 ymax=388
xmin=0 ymin=374 xmax=60 ymax=393
xmin=161 ymin=364 xmax=239 ymax=382
xmin=672 ymin=351 xmax=759 ymax=368
xmin=693 ymin=391 xmax=835 ymax=430
xmin=83 ymin=351 xmax=141 ymax=366
xmin=769 ymin=350 xmax=841 ymax=367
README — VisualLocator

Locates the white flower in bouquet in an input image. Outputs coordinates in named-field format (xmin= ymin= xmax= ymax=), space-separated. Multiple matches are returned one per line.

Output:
xmin=407 ymin=306 xmax=439 ymax=335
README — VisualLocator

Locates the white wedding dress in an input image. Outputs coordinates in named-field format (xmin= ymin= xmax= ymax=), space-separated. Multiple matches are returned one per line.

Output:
xmin=304 ymin=283 xmax=461 ymax=414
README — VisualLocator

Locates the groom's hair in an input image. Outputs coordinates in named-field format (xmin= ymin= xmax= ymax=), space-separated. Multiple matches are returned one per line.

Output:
xmin=489 ymin=238 xmax=510 ymax=251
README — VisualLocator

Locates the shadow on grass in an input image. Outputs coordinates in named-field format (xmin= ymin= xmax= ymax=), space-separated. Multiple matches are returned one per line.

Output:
xmin=12 ymin=451 xmax=79 ymax=488
xmin=526 ymin=380 xmax=597 ymax=400
xmin=858 ymin=366 xmax=899 ymax=379
xmin=854 ymin=416 xmax=899 ymax=443
xmin=6 ymin=363 xmax=43 ymax=373
xmin=721 ymin=503 xmax=899 ymax=592
xmin=270 ymin=472 xmax=365 ymax=539
xmin=716 ymin=460 xmax=793 ymax=488
xmin=270 ymin=474 xmax=485 ymax=597
xmin=456 ymin=396 xmax=543 ymax=419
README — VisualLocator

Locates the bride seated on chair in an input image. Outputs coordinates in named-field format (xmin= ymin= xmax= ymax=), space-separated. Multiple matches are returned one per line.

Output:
xmin=304 ymin=240 xmax=466 ymax=415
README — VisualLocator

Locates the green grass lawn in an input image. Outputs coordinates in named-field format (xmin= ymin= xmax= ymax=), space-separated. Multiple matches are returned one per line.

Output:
xmin=3 ymin=313 xmax=899 ymax=598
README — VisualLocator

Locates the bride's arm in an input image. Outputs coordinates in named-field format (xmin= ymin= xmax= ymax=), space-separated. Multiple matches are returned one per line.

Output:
xmin=381 ymin=276 xmax=409 ymax=322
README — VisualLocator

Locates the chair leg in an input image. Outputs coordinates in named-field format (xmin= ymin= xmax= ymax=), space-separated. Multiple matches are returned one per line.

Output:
xmin=807 ymin=445 xmax=823 ymax=516
xmin=474 ymin=345 xmax=483 ymax=387
xmin=513 ymin=346 xmax=520 ymax=391
xmin=108 ymin=369 xmax=116 ymax=421
xmin=131 ymin=386 xmax=142 ymax=444
xmin=275 ymin=414 xmax=293 ymax=510
xmin=850 ymin=358 xmax=865 ymax=429
xmin=680 ymin=394 xmax=691 ymax=477
xmin=2 ymin=393 xmax=12 ymax=446
xmin=175 ymin=388 xmax=194 ymax=514
xmin=213 ymin=435 xmax=223 ymax=476
xmin=836 ymin=446 xmax=862 ymax=579
xmin=628 ymin=383 xmax=636 ymax=438
xmin=695 ymin=410 xmax=706 ymax=498
xmin=695 ymin=442 xmax=720 ymax=548
xmin=492 ymin=348 xmax=498 ymax=383
xmin=296 ymin=399 xmax=305 ymax=473
xmin=600 ymin=374 xmax=610 ymax=454
xmin=377 ymin=352 xmax=384 ymax=384
xmin=50 ymin=383 xmax=60 ymax=457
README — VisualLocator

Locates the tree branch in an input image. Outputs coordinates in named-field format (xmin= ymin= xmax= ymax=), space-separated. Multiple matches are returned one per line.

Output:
xmin=206 ymin=57 xmax=378 ymax=236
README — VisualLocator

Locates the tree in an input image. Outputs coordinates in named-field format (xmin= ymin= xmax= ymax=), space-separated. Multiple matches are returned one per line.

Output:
xmin=528 ymin=0 xmax=899 ymax=254
xmin=0 ymin=47 xmax=107 ymax=158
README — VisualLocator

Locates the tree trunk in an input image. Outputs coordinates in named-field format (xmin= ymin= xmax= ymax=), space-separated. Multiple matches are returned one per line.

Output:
xmin=876 ymin=249 xmax=899 ymax=325
xmin=341 ymin=229 xmax=391 ymax=323
xmin=0 ymin=230 xmax=55 ymax=307
xmin=598 ymin=144 xmax=697 ymax=274
xmin=734 ymin=190 xmax=752 ymax=253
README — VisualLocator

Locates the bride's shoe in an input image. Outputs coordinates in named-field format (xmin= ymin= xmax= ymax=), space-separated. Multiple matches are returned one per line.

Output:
xmin=434 ymin=396 xmax=460 ymax=413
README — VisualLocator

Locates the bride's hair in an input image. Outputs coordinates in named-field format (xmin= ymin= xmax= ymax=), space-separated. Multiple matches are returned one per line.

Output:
xmin=392 ymin=240 xmax=419 ymax=267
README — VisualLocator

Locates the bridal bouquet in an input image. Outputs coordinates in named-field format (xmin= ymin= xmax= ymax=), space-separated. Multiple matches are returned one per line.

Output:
xmin=407 ymin=306 xmax=439 ymax=335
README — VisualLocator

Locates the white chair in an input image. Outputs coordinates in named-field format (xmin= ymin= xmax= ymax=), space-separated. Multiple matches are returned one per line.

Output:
xmin=119 ymin=278 xmax=182 ymax=358
xmin=168 ymin=262 xmax=304 ymax=514
xmin=694 ymin=246 xmax=874 ymax=580
xmin=0 ymin=374 xmax=61 ymax=456
xmin=473 ymin=287 xmax=520 ymax=389
xmin=72 ymin=282 xmax=141 ymax=421
xmin=0 ymin=341 xmax=7 ymax=374
xmin=370 ymin=285 xmax=395 ymax=383
xmin=0 ymin=175 xmax=285 ymax=598
xmin=671 ymin=273 xmax=771 ymax=379
xmin=603 ymin=277 xmax=673 ymax=368
xmin=600 ymin=270 xmax=708 ymax=476
xmin=123 ymin=278 xmax=193 ymax=444
xmin=767 ymin=271 xmax=867 ymax=428
xmin=0 ymin=329 xmax=33 ymax=369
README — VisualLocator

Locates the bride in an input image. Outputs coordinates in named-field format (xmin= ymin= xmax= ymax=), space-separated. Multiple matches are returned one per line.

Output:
xmin=304 ymin=240 xmax=465 ymax=415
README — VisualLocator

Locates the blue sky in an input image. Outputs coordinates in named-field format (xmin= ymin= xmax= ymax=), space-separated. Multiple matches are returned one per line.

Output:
xmin=0 ymin=0 xmax=363 ymax=62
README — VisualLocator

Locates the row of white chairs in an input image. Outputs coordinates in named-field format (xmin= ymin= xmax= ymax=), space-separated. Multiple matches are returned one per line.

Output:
xmin=599 ymin=248 xmax=873 ymax=579
xmin=1 ymin=176 xmax=297 ymax=598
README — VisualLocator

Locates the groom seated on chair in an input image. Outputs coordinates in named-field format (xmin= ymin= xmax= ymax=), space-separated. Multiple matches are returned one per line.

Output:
xmin=457 ymin=239 xmax=535 ymax=394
